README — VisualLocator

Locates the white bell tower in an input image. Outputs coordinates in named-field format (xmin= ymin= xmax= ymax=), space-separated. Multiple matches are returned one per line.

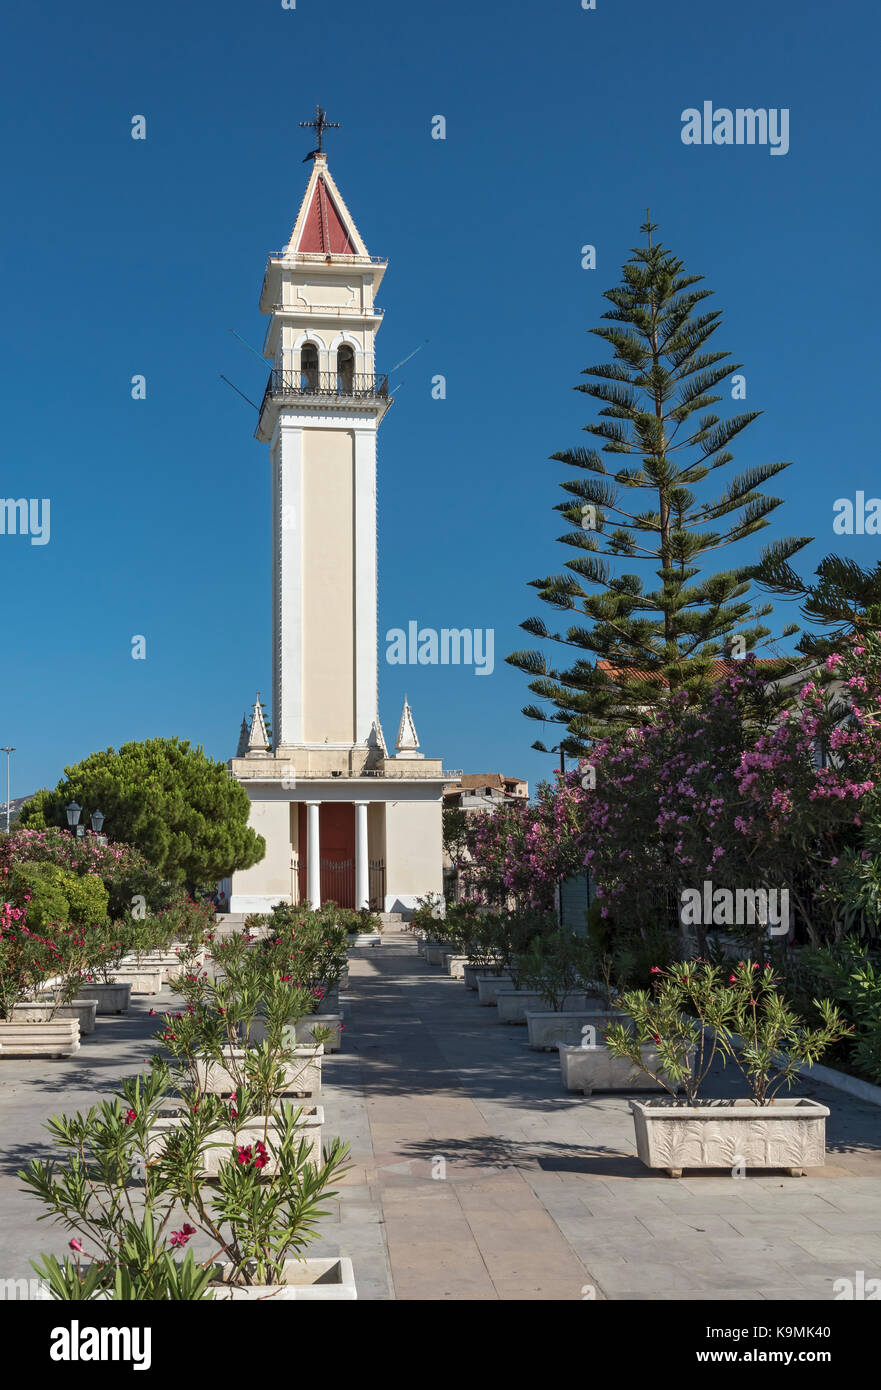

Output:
xmin=227 ymin=114 xmax=455 ymax=916
xmin=257 ymin=136 xmax=390 ymax=768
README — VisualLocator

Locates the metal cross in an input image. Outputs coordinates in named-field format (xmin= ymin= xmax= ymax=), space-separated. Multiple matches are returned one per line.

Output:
xmin=300 ymin=104 xmax=340 ymax=156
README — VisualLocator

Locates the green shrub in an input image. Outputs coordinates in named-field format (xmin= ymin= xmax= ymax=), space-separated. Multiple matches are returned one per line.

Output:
xmin=8 ymin=862 xmax=71 ymax=932
xmin=516 ymin=930 xmax=596 ymax=1009
xmin=798 ymin=944 xmax=881 ymax=1084
xmin=63 ymin=872 xmax=109 ymax=928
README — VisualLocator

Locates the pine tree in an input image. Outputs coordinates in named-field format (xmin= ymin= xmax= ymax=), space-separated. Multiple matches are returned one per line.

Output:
xmin=507 ymin=219 xmax=808 ymax=750
xmin=752 ymin=551 xmax=881 ymax=658
xmin=19 ymin=738 xmax=265 ymax=890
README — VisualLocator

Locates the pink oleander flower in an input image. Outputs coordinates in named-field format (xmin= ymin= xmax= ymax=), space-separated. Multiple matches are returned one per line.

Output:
xmin=69 ymin=1238 xmax=83 ymax=1253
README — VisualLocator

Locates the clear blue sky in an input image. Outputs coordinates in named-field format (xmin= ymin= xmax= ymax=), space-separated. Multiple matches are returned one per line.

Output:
xmin=1 ymin=0 xmax=879 ymax=805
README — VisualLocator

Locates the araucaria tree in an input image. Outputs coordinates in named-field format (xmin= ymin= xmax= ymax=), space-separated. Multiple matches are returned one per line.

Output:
xmin=752 ymin=552 xmax=881 ymax=660
xmin=19 ymin=738 xmax=264 ymax=890
xmin=508 ymin=219 xmax=809 ymax=748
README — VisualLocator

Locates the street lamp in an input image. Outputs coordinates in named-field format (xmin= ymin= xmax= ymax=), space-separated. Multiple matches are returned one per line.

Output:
xmin=90 ymin=809 xmax=105 ymax=834
xmin=65 ymin=800 xmax=85 ymax=839
xmin=1 ymin=747 xmax=13 ymax=834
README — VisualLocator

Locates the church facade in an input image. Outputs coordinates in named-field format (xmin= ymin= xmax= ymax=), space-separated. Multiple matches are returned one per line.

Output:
xmin=226 ymin=135 xmax=453 ymax=915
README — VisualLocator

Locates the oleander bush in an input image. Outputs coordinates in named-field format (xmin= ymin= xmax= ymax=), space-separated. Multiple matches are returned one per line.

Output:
xmin=20 ymin=1064 xmax=349 ymax=1299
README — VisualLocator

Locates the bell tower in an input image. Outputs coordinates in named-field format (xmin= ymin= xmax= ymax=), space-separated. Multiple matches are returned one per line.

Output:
xmin=227 ymin=114 xmax=455 ymax=916
xmin=257 ymin=131 xmax=390 ymax=769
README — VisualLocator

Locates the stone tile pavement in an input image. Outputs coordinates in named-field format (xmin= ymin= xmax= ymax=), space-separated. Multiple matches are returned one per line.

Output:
xmin=1 ymin=927 xmax=879 ymax=1301
xmin=329 ymin=928 xmax=881 ymax=1301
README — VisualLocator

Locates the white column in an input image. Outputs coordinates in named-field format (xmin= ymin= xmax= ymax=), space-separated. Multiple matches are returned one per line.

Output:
xmin=306 ymin=801 xmax=321 ymax=907
xmin=354 ymin=801 xmax=369 ymax=910
xmin=274 ymin=421 xmax=304 ymax=748
xmin=353 ymin=427 xmax=378 ymax=743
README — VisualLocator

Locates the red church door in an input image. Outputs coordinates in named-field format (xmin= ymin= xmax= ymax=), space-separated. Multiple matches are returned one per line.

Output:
xmin=298 ymin=802 xmax=355 ymax=908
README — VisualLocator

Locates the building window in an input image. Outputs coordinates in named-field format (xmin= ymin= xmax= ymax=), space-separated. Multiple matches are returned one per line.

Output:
xmin=337 ymin=344 xmax=355 ymax=393
xmin=300 ymin=343 xmax=319 ymax=391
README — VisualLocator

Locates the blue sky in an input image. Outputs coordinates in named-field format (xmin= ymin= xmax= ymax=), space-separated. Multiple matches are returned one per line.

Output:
xmin=1 ymin=0 xmax=879 ymax=805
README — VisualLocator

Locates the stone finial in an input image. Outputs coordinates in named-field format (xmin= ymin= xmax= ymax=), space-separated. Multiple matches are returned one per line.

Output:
xmin=246 ymin=693 xmax=271 ymax=756
xmin=394 ymin=696 xmax=422 ymax=758
xmin=235 ymin=714 xmax=250 ymax=758
xmin=368 ymin=718 xmax=387 ymax=754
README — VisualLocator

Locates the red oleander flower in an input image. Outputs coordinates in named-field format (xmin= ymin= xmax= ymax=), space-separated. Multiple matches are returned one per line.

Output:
xmin=169 ymin=1223 xmax=196 ymax=1248
xmin=236 ymin=1145 xmax=252 ymax=1165
xmin=124 ymin=1108 xmax=137 ymax=1125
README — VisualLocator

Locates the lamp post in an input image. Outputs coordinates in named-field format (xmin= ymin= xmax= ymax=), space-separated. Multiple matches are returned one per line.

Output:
xmin=1 ymin=747 xmax=13 ymax=833
xmin=65 ymin=801 xmax=107 ymax=844
xmin=90 ymin=809 xmax=106 ymax=845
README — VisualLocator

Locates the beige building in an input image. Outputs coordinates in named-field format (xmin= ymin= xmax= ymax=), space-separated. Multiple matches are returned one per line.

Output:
xmin=227 ymin=126 xmax=458 ymax=914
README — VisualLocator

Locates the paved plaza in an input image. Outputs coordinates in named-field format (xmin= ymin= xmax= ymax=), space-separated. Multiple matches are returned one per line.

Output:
xmin=1 ymin=927 xmax=879 ymax=1300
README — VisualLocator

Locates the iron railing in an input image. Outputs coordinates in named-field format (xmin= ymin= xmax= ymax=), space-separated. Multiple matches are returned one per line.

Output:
xmin=262 ymin=370 xmax=389 ymax=412
xmin=369 ymin=859 xmax=386 ymax=912
xmin=317 ymin=856 xmax=386 ymax=910
xmin=320 ymin=857 xmax=355 ymax=908
xmin=266 ymin=301 xmax=384 ymax=317
xmin=266 ymin=251 xmax=387 ymax=266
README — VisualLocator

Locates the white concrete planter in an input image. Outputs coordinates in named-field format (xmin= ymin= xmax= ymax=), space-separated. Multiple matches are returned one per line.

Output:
xmin=193 ymin=1046 xmax=323 ymax=1098
xmin=475 ymin=972 xmax=517 ymax=1006
xmin=248 ymin=1016 xmax=343 ymax=1053
xmin=559 ymin=1041 xmax=692 ymax=1097
xmin=0 ymin=1019 xmax=80 ymax=1057
xmin=526 ymin=1008 xmax=625 ymax=1051
xmin=496 ymin=989 xmax=594 ymax=1025
xmin=74 ymin=982 xmax=131 ymax=1015
xmin=109 ymin=967 xmax=164 ymax=995
xmin=295 ymin=1014 xmax=343 ymax=1052
xmin=148 ymin=1106 xmax=324 ymax=1176
xmin=446 ymin=955 xmax=469 ymax=979
xmin=14 ymin=999 xmax=98 ymax=1035
xmin=425 ymin=942 xmax=453 ymax=966
xmin=629 ymin=1096 xmax=830 ymax=1177
xmin=122 ymin=949 xmax=204 ymax=982
xmin=463 ymin=961 xmax=502 ymax=991
xmin=210 ymin=1257 xmax=356 ymax=1301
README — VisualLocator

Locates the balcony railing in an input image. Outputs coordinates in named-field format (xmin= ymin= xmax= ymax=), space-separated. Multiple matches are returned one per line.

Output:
xmin=267 ymin=301 xmax=384 ymax=317
xmin=262 ymin=370 xmax=389 ymax=412
xmin=266 ymin=251 xmax=387 ymax=266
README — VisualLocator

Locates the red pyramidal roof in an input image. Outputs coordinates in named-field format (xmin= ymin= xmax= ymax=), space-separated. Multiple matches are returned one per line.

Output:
xmin=298 ymin=175 xmax=356 ymax=254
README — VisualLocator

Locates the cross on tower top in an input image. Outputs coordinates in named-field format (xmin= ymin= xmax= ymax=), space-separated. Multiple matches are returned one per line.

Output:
xmin=300 ymin=104 xmax=340 ymax=160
